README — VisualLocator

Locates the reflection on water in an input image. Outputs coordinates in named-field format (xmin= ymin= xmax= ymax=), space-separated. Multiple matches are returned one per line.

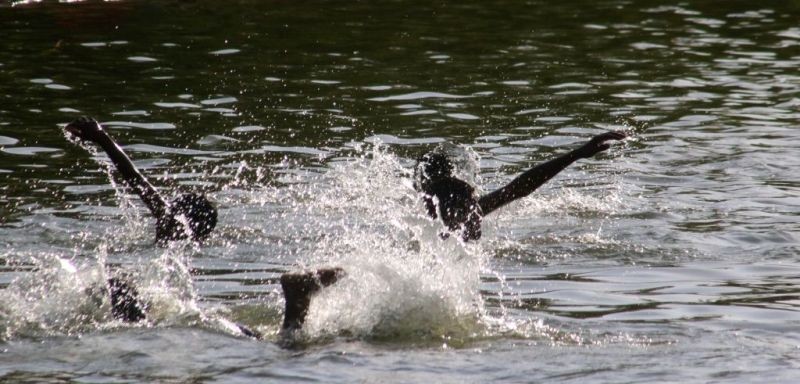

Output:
xmin=2 ymin=0 xmax=800 ymax=382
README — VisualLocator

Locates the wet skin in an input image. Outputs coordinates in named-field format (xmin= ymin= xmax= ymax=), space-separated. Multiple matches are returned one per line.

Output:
xmin=280 ymin=268 xmax=346 ymax=331
xmin=64 ymin=119 xmax=252 ymax=333
xmin=65 ymin=118 xmax=623 ymax=334
xmin=107 ymin=277 xmax=146 ymax=323
xmin=415 ymin=131 xmax=628 ymax=241
xmin=278 ymin=131 xmax=625 ymax=331
xmin=64 ymin=117 xmax=217 ymax=245
xmin=64 ymin=118 xmax=339 ymax=336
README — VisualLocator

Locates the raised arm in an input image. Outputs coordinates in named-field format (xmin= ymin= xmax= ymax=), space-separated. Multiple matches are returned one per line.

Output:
xmin=478 ymin=131 xmax=626 ymax=216
xmin=65 ymin=117 xmax=169 ymax=219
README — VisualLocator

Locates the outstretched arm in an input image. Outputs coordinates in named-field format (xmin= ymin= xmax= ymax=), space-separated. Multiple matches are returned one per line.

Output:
xmin=478 ymin=131 xmax=626 ymax=216
xmin=65 ymin=117 xmax=169 ymax=219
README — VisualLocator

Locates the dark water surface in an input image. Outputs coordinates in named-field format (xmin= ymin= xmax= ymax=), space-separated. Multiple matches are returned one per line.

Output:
xmin=2 ymin=0 xmax=800 ymax=382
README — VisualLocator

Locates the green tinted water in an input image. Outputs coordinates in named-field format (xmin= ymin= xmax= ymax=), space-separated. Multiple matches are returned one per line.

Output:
xmin=2 ymin=1 xmax=800 ymax=382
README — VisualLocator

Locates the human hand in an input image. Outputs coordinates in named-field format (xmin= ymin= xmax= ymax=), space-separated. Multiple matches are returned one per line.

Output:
xmin=576 ymin=130 xmax=627 ymax=158
xmin=64 ymin=116 xmax=106 ymax=143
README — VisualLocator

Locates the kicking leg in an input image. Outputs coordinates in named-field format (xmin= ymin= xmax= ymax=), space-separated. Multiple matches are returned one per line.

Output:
xmin=280 ymin=268 xmax=345 ymax=331
xmin=107 ymin=276 xmax=261 ymax=339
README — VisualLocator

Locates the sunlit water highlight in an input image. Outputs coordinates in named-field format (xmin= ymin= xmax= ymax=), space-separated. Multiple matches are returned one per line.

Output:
xmin=2 ymin=0 xmax=800 ymax=382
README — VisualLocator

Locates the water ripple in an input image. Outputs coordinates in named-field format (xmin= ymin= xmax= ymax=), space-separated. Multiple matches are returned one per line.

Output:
xmin=369 ymin=91 xmax=473 ymax=102
xmin=104 ymin=121 xmax=177 ymax=130
xmin=2 ymin=0 xmax=800 ymax=381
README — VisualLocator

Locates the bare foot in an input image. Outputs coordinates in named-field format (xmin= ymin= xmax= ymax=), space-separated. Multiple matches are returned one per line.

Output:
xmin=280 ymin=267 xmax=345 ymax=331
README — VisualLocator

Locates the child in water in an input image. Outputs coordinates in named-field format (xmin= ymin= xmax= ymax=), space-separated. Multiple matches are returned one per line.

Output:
xmin=64 ymin=117 xmax=340 ymax=337
xmin=65 ymin=117 xmax=625 ymax=335
xmin=415 ymin=131 xmax=627 ymax=241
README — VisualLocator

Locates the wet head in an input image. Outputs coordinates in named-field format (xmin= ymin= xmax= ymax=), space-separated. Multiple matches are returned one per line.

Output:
xmin=415 ymin=151 xmax=483 ymax=241
xmin=415 ymin=151 xmax=454 ymax=191
xmin=158 ymin=193 xmax=218 ymax=242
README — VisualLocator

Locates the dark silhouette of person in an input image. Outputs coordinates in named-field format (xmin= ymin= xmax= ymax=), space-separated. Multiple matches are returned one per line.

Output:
xmin=415 ymin=131 xmax=627 ymax=240
xmin=277 ymin=131 xmax=627 ymax=331
xmin=279 ymin=268 xmax=344 ymax=331
xmin=64 ymin=117 xmax=217 ymax=245
xmin=64 ymin=117 xmax=340 ymax=337
xmin=64 ymin=118 xmax=624 ymax=335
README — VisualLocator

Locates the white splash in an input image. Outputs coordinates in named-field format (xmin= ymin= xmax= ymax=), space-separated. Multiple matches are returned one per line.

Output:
xmin=0 ymin=254 xmax=110 ymax=339
xmin=282 ymin=144 xmax=493 ymax=341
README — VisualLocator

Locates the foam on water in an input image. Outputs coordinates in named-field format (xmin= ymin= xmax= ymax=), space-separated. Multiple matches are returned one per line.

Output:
xmin=275 ymin=144 xmax=492 ymax=342
xmin=0 ymin=132 xmax=241 ymax=340
xmin=252 ymin=142 xmax=631 ymax=344
xmin=0 ymin=245 xmax=246 ymax=341
xmin=0 ymin=254 xmax=109 ymax=339
xmin=3 ymin=132 xmax=633 ymax=345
